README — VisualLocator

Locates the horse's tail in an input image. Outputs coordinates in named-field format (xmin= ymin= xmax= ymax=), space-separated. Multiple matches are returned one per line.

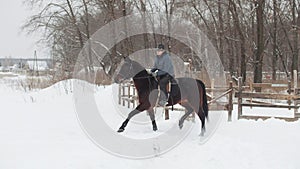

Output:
xmin=197 ymin=80 xmax=208 ymax=119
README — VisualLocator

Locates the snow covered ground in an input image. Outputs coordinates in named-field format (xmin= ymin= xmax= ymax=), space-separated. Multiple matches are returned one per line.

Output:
xmin=0 ymin=75 xmax=300 ymax=169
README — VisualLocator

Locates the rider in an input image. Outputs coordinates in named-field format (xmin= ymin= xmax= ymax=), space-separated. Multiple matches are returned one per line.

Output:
xmin=151 ymin=44 xmax=175 ymax=106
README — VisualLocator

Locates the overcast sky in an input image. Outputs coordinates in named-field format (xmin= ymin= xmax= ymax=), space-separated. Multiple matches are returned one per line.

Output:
xmin=0 ymin=1 xmax=47 ymax=58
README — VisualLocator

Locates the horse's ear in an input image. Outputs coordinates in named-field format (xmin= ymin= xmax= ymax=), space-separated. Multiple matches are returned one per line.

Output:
xmin=117 ymin=52 xmax=125 ymax=59
xmin=124 ymin=57 xmax=131 ymax=62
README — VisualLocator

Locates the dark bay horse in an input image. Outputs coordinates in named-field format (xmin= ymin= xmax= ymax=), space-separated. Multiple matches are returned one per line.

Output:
xmin=114 ymin=57 xmax=208 ymax=135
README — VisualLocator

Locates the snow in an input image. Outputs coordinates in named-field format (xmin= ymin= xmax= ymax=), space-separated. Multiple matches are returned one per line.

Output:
xmin=0 ymin=76 xmax=300 ymax=169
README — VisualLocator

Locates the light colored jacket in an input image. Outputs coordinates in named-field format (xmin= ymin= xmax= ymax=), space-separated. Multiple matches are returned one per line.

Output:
xmin=153 ymin=52 xmax=174 ymax=77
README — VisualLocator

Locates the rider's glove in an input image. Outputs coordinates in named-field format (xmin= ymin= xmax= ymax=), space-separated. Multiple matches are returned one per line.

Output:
xmin=151 ymin=70 xmax=158 ymax=77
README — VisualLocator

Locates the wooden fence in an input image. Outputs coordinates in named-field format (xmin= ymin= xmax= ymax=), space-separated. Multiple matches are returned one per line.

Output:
xmin=118 ymin=73 xmax=300 ymax=122
xmin=118 ymin=79 xmax=234 ymax=121
xmin=118 ymin=81 xmax=137 ymax=108
xmin=207 ymin=81 xmax=234 ymax=121
xmin=235 ymin=70 xmax=300 ymax=121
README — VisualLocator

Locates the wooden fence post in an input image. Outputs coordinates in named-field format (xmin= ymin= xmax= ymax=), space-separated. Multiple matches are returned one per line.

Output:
xmin=127 ymin=84 xmax=131 ymax=108
xmin=238 ymin=77 xmax=243 ymax=119
xmin=118 ymin=84 xmax=121 ymax=105
xmin=165 ymin=109 xmax=169 ymax=120
xmin=228 ymin=81 xmax=233 ymax=121
xmin=294 ymin=70 xmax=298 ymax=115
xmin=133 ymin=86 xmax=136 ymax=108
xmin=122 ymin=84 xmax=125 ymax=106
xmin=211 ymin=78 xmax=215 ymax=98
xmin=249 ymin=82 xmax=253 ymax=109
xmin=287 ymin=75 xmax=292 ymax=108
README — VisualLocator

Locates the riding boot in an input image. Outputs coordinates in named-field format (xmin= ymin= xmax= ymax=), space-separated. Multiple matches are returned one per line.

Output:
xmin=158 ymin=75 xmax=169 ymax=106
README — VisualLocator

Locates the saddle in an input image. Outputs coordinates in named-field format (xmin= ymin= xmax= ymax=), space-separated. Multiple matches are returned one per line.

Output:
xmin=166 ymin=78 xmax=178 ymax=93
xmin=147 ymin=69 xmax=180 ymax=105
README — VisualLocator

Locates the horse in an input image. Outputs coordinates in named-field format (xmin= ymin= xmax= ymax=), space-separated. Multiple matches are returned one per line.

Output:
xmin=114 ymin=57 xmax=208 ymax=135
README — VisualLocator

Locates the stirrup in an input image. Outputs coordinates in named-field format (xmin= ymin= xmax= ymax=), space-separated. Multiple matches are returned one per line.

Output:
xmin=158 ymin=100 xmax=168 ymax=106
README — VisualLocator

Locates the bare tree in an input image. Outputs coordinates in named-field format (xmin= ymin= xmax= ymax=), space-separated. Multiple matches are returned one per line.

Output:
xmin=218 ymin=0 xmax=225 ymax=66
xmin=23 ymin=0 xmax=96 ymax=78
xmin=228 ymin=0 xmax=247 ymax=83
xmin=23 ymin=0 xmax=300 ymax=84
xmin=291 ymin=0 xmax=299 ymax=75
xmin=254 ymin=0 xmax=265 ymax=85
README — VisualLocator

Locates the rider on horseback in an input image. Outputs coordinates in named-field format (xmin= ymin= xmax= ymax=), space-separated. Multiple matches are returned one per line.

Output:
xmin=151 ymin=44 xmax=175 ymax=106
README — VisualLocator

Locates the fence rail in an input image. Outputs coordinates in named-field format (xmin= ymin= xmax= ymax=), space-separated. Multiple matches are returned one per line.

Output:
xmin=235 ymin=70 xmax=300 ymax=121
xmin=118 ymin=73 xmax=300 ymax=122
xmin=118 ymin=80 xmax=234 ymax=121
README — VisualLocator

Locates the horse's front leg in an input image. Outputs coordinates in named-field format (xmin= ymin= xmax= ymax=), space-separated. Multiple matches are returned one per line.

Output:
xmin=117 ymin=104 xmax=145 ymax=132
xmin=117 ymin=103 xmax=151 ymax=132
xmin=147 ymin=108 xmax=157 ymax=131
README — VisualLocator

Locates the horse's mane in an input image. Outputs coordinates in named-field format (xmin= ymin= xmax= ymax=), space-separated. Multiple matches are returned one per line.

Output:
xmin=130 ymin=59 xmax=150 ymax=79
xmin=128 ymin=59 xmax=158 ymax=90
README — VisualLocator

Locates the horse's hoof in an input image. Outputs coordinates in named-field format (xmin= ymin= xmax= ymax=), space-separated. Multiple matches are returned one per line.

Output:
xmin=152 ymin=121 xmax=158 ymax=131
xmin=152 ymin=124 xmax=158 ymax=131
xmin=179 ymin=123 xmax=183 ymax=129
xmin=199 ymin=128 xmax=206 ymax=136
xmin=178 ymin=120 xmax=184 ymax=129
xmin=117 ymin=128 xmax=124 ymax=132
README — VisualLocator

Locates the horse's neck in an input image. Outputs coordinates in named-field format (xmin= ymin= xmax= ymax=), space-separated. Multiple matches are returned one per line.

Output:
xmin=133 ymin=69 xmax=148 ymax=79
xmin=132 ymin=70 xmax=152 ymax=91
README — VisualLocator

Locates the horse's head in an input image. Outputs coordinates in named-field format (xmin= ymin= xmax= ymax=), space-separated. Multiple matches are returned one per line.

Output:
xmin=114 ymin=57 xmax=142 ymax=83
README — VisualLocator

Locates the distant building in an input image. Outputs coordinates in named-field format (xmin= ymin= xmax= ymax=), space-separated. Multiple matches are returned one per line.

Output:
xmin=0 ymin=58 xmax=54 ymax=72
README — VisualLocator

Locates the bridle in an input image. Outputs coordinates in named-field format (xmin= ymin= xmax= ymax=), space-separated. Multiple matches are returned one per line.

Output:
xmin=118 ymin=60 xmax=134 ymax=82
xmin=118 ymin=60 xmax=156 ymax=82
xmin=122 ymin=61 xmax=157 ymax=96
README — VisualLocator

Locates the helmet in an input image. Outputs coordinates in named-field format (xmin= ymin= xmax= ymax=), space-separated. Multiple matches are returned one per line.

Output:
xmin=157 ymin=44 xmax=165 ymax=50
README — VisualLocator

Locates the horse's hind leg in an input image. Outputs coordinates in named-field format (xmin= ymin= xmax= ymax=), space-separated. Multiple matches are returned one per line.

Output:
xmin=179 ymin=104 xmax=194 ymax=129
xmin=197 ymin=107 xmax=206 ymax=136
xmin=148 ymin=108 xmax=157 ymax=131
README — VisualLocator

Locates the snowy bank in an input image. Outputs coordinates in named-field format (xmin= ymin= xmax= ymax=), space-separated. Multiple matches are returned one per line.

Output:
xmin=0 ymin=79 xmax=299 ymax=169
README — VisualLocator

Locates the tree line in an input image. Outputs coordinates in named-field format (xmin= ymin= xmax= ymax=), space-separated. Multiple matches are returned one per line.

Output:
xmin=23 ymin=0 xmax=300 ymax=84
